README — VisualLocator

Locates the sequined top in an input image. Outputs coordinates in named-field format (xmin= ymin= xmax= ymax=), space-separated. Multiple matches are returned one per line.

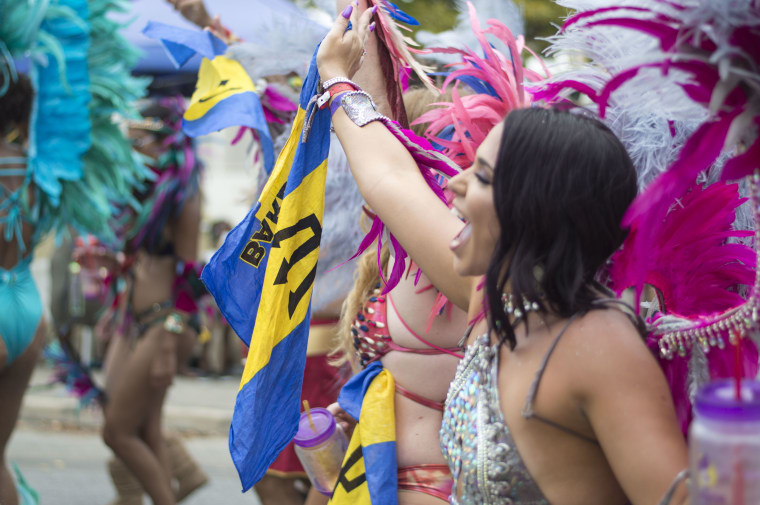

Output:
xmin=441 ymin=303 xmax=645 ymax=505
xmin=440 ymin=331 xmax=551 ymax=504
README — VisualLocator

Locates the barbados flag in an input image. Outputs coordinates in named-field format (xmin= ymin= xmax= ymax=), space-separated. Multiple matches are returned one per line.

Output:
xmin=183 ymin=55 xmax=274 ymax=171
xmin=143 ymin=21 xmax=274 ymax=171
xmin=329 ymin=362 xmax=398 ymax=505
xmin=200 ymin=50 xmax=330 ymax=491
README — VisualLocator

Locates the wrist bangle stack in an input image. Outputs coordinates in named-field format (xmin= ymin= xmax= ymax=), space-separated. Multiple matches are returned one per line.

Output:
xmin=329 ymin=92 xmax=350 ymax=116
xmin=320 ymin=77 xmax=360 ymax=91
xmin=305 ymin=77 xmax=387 ymax=141
xmin=318 ymin=82 xmax=356 ymax=109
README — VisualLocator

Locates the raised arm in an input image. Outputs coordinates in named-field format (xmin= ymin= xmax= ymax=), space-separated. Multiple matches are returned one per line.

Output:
xmin=317 ymin=5 xmax=474 ymax=309
xmin=335 ymin=0 xmax=391 ymax=117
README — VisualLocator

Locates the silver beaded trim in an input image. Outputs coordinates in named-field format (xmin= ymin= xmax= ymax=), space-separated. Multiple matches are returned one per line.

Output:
xmin=320 ymin=77 xmax=360 ymax=92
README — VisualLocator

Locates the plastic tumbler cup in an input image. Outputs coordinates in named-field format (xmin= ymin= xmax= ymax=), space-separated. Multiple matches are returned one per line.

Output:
xmin=689 ymin=379 xmax=760 ymax=505
xmin=293 ymin=407 xmax=348 ymax=496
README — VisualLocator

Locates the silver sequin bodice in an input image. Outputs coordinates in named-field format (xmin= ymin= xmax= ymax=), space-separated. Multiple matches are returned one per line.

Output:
xmin=440 ymin=333 xmax=550 ymax=505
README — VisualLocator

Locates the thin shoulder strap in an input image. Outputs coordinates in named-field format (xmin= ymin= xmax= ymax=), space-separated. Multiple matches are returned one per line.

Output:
xmin=521 ymin=313 xmax=599 ymax=444
xmin=592 ymin=297 xmax=647 ymax=336
xmin=458 ymin=324 xmax=474 ymax=348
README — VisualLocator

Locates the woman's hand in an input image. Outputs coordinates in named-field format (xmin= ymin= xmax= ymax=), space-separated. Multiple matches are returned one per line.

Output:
xmin=317 ymin=1 xmax=376 ymax=82
xmin=327 ymin=402 xmax=357 ymax=439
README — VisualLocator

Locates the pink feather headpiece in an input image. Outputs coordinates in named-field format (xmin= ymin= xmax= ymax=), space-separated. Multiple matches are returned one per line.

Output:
xmin=356 ymin=2 xmax=549 ymax=295
xmin=414 ymin=1 xmax=549 ymax=168
xmin=539 ymin=0 xmax=760 ymax=304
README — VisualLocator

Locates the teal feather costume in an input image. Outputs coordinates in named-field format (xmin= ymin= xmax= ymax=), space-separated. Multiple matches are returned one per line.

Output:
xmin=0 ymin=0 xmax=151 ymax=249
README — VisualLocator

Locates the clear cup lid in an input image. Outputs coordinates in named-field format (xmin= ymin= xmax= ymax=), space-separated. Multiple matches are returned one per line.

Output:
xmin=292 ymin=408 xmax=336 ymax=447
xmin=695 ymin=379 xmax=760 ymax=422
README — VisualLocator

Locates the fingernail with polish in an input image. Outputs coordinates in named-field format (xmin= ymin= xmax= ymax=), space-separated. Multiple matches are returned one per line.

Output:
xmin=369 ymin=22 xmax=376 ymax=32
xmin=341 ymin=4 xmax=353 ymax=18
xmin=372 ymin=5 xmax=378 ymax=14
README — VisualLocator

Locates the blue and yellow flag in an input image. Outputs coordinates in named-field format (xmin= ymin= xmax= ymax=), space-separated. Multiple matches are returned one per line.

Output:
xmin=183 ymin=55 xmax=274 ymax=171
xmin=329 ymin=362 xmax=398 ymax=505
xmin=200 ymin=50 xmax=330 ymax=491
xmin=143 ymin=21 xmax=274 ymax=172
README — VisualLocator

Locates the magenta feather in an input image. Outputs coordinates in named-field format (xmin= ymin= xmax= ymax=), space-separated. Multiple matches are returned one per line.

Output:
xmin=541 ymin=0 xmax=760 ymax=434
xmin=367 ymin=0 xmax=435 ymax=92
xmin=261 ymin=85 xmax=298 ymax=126
xmin=612 ymin=182 xmax=755 ymax=316
xmin=562 ymin=5 xmax=658 ymax=30
xmin=614 ymin=181 xmax=759 ymax=434
xmin=622 ymin=110 xmax=743 ymax=304
xmin=647 ymin=331 xmax=758 ymax=434
xmin=348 ymin=121 xmax=458 ymax=294
xmin=582 ymin=17 xmax=679 ymax=50
xmin=721 ymin=121 xmax=760 ymax=181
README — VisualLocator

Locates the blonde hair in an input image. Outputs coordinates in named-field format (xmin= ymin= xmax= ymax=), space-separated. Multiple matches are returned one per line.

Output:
xmin=330 ymin=87 xmax=449 ymax=370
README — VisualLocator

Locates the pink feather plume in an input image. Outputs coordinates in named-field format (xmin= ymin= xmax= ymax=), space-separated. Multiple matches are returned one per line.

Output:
xmin=414 ymin=2 xmax=549 ymax=168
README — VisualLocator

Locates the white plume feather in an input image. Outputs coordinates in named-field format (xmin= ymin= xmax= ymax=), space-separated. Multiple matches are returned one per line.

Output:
xmin=416 ymin=0 xmax=525 ymax=65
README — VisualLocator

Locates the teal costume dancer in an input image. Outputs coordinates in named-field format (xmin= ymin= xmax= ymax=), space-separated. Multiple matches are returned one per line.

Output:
xmin=0 ymin=244 xmax=40 ymax=371
xmin=0 ymin=0 xmax=149 ymax=502
xmin=0 ymin=158 xmax=41 ymax=365
xmin=0 ymin=0 xmax=149 ymax=361
xmin=0 ymin=257 xmax=42 ymax=364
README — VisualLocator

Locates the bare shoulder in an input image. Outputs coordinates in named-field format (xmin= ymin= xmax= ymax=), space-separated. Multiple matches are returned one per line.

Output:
xmin=560 ymin=307 xmax=664 ymax=398
xmin=564 ymin=307 xmax=647 ymax=355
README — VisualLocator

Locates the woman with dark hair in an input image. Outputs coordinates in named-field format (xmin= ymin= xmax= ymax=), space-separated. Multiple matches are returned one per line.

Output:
xmin=316 ymin=6 xmax=689 ymax=505
xmin=101 ymin=97 xmax=207 ymax=505
xmin=0 ymin=72 xmax=45 ymax=505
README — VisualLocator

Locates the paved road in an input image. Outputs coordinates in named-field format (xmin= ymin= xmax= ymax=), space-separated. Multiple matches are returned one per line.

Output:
xmin=8 ymin=427 xmax=261 ymax=505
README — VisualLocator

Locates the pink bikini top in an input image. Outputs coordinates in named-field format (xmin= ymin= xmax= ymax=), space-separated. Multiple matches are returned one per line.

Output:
xmin=352 ymin=283 xmax=464 ymax=369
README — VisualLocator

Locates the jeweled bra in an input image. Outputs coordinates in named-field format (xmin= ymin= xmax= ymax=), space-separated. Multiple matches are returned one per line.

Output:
xmin=440 ymin=331 xmax=550 ymax=505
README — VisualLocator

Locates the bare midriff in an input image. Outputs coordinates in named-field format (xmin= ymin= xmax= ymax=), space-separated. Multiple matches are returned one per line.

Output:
xmin=381 ymin=267 xmax=467 ymax=468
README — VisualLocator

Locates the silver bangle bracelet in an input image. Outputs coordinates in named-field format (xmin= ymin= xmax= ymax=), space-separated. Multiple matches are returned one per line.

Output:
xmin=321 ymin=77 xmax=360 ymax=92
xmin=337 ymin=90 xmax=387 ymax=127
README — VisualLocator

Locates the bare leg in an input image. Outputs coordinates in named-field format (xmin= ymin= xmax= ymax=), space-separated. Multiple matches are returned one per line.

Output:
xmin=103 ymin=324 xmax=176 ymax=505
xmin=141 ymin=383 xmax=170 ymax=480
xmin=104 ymin=334 xmax=133 ymax=393
xmin=0 ymin=322 xmax=44 ymax=505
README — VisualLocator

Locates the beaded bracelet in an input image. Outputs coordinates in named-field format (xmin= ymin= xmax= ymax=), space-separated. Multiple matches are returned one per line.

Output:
xmin=321 ymin=77 xmax=360 ymax=91
xmin=318 ymin=83 xmax=356 ymax=109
